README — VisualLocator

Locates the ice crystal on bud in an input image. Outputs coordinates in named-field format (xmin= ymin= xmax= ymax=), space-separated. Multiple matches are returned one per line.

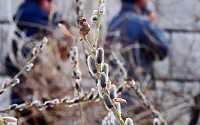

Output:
xmin=125 ymin=118 xmax=134 ymax=125
xmin=26 ymin=63 xmax=34 ymax=71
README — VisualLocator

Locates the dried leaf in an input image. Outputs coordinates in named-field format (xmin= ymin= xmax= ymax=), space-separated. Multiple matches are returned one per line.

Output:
xmin=58 ymin=23 xmax=73 ymax=38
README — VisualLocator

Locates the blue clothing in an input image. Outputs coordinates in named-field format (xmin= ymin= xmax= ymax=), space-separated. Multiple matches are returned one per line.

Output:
xmin=106 ymin=2 xmax=168 ymax=78
xmin=14 ymin=1 xmax=49 ymax=36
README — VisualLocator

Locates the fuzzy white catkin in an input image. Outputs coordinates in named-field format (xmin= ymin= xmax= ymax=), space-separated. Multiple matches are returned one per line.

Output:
xmin=103 ymin=94 xmax=114 ymax=109
xmin=153 ymin=118 xmax=160 ymax=125
xmin=110 ymin=84 xmax=117 ymax=99
xmin=110 ymin=112 xmax=120 ymax=125
xmin=100 ymin=72 xmax=107 ymax=88
xmin=102 ymin=63 xmax=109 ymax=76
xmin=26 ymin=63 xmax=34 ymax=71
xmin=96 ymin=47 xmax=104 ymax=64
xmin=115 ymin=102 xmax=121 ymax=117
xmin=87 ymin=55 xmax=97 ymax=75
xmin=98 ymin=82 xmax=104 ymax=98
xmin=125 ymin=118 xmax=134 ymax=125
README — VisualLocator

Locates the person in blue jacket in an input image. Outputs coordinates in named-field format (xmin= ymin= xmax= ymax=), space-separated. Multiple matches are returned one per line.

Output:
xmin=106 ymin=0 xmax=168 ymax=81
xmin=6 ymin=1 xmax=63 ymax=124
xmin=14 ymin=0 xmax=60 ymax=37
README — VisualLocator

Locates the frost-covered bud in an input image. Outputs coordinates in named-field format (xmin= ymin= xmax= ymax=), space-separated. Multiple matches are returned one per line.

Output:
xmin=32 ymin=47 xmax=38 ymax=56
xmin=89 ymin=93 xmax=94 ymax=100
xmin=126 ymin=78 xmax=135 ymax=87
xmin=111 ymin=113 xmax=120 ymax=125
xmin=44 ymin=101 xmax=52 ymax=106
xmin=40 ymin=37 xmax=48 ymax=50
xmin=70 ymin=46 xmax=79 ymax=62
xmin=153 ymin=118 xmax=160 ymax=125
xmin=61 ymin=96 xmax=69 ymax=103
xmin=74 ymin=98 xmax=80 ymax=103
xmin=42 ymin=37 xmax=48 ymax=44
xmin=115 ymin=102 xmax=121 ymax=117
xmin=52 ymin=99 xmax=59 ymax=104
xmin=17 ymin=103 xmax=26 ymax=111
xmin=98 ymin=83 xmax=104 ymax=98
xmin=100 ymin=72 xmax=107 ymax=88
xmin=110 ymin=84 xmax=117 ymax=99
xmin=117 ymin=85 xmax=124 ymax=93
xmin=31 ymin=100 xmax=40 ymax=106
xmin=96 ymin=47 xmax=104 ymax=64
xmin=102 ymin=63 xmax=109 ymax=76
xmin=75 ymin=81 xmax=80 ymax=90
xmin=87 ymin=55 xmax=97 ymax=75
xmin=99 ymin=3 xmax=106 ymax=14
xmin=9 ymin=104 xmax=18 ymax=110
xmin=91 ymin=14 xmax=98 ymax=23
xmin=103 ymin=94 xmax=114 ymax=109
xmin=91 ymin=10 xmax=98 ymax=23
xmin=0 ymin=89 xmax=5 ymax=95
xmin=12 ymin=78 xmax=20 ymax=87
xmin=92 ymin=10 xmax=98 ymax=15
xmin=26 ymin=63 xmax=34 ymax=71
xmin=72 ymin=69 xmax=82 ymax=80
xmin=125 ymin=118 xmax=134 ymax=125
xmin=72 ymin=46 xmax=78 ymax=56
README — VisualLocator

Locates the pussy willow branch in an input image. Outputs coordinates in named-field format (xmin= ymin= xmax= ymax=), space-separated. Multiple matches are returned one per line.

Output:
xmin=70 ymin=47 xmax=85 ymax=125
xmin=0 ymin=38 xmax=48 ymax=96
xmin=93 ymin=1 xmax=103 ymax=50
xmin=75 ymin=0 xmax=83 ymax=23
xmin=0 ymin=94 xmax=99 ymax=113
xmin=111 ymin=52 xmax=167 ymax=125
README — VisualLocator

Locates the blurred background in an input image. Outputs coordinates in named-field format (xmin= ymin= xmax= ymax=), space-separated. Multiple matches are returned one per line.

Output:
xmin=0 ymin=0 xmax=200 ymax=125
